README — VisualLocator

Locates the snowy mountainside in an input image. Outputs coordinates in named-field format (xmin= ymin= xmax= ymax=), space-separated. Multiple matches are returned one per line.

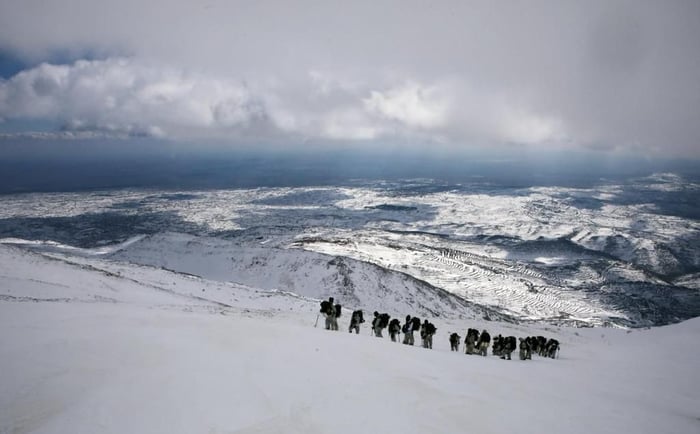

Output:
xmin=0 ymin=244 xmax=317 ymax=320
xmin=292 ymin=228 xmax=700 ymax=327
xmin=292 ymin=230 xmax=624 ymax=324
xmin=1 ymin=242 xmax=699 ymax=434
xmin=1 ymin=174 xmax=698 ymax=327
xmin=106 ymin=233 xmax=504 ymax=321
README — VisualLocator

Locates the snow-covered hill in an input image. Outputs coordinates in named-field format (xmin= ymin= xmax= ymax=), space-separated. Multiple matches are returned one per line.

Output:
xmin=0 ymin=243 xmax=316 ymax=319
xmin=104 ymin=233 xmax=509 ymax=321
xmin=1 ymin=243 xmax=698 ymax=434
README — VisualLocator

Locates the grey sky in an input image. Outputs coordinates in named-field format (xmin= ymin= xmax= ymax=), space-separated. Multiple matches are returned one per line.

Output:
xmin=0 ymin=0 xmax=699 ymax=157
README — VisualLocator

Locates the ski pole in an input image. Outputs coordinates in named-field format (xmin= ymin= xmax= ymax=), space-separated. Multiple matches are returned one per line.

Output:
xmin=314 ymin=313 xmax=319 ymax=328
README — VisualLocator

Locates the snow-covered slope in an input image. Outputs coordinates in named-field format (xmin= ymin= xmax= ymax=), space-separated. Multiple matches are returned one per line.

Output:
xmin=1 ymin=243 xmax=698 ymax=434
xmin=104 ymin=233 xmax=504 ymax=321
xmin=0 ymin=243 xmax=325 ymax=322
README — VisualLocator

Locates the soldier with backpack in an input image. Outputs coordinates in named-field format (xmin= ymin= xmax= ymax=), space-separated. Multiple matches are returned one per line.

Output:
xmin=535 ymin=336 xmax=547 ymax=356
xmin=331 ymin=303 xmax=341 ymax=331
xmin=372 ymin=312 xmax=390 ymax=337
xmin=410 ymin=316 xmax=421 ymax=343
xmin=500 ymin=336 xmax=516 ymax=360
xmin=348 ymin=310 xmax=364 ymax=334
xmin=545 ymin=338 xmax=560 ymax=358
xmin=388 ymin=318 xmax=402 ymax=342
xmin=477 ymin=329 xmax=491 ymax=356
xmin=319 ymin=297 xmax=336 ymax=330
xmin=492 ymin=334 xmax=504 ymax=356
xmin=449 ymin=332 xmax=461 ymax=352
xmin=421 ymin=320 xmax=437 ymax=349
xmin=519 ymin=337 xmax=532 ymax=360
xmin=464 ymin=328 xmax=479 ymax=354
xmin=402 ymin=315 xmax=414 ymax=345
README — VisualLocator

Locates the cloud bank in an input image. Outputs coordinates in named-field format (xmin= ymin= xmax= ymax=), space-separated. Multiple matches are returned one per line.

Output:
xmin=0 ymin=59 xmax=261 ymax=139
xmin=0 ymin=1 xmax=698 ymax=156
xmin=1 ymin=58 xmax=565 ymax=146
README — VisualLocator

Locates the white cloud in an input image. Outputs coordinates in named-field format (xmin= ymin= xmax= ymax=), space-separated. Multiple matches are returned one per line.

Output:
xmin=0 ymin=58 xmax=262 ymax=138
xmin=0 ymin=58 xmax=573 ymax=147
xmin=319 ymin=108 xmax=381 ymax=141
xmin=364 ymin=82 xmax=449 ymax=129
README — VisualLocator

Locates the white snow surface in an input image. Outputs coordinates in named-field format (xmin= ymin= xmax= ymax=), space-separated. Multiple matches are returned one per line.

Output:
xmin=1 ymin=243 xmax=699 ymax=434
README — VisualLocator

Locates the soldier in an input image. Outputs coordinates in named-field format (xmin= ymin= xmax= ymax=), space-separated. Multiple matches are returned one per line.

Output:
xmin=388 ymin=318 xmax=402 ymax=342
xmin=421 ymin=320 xmax=437 ymax=349
xmin=500 ymin=336 xmax=516 ymax=360
xmin=372 ymin=312 xmax=390 ymax=337
xmin=402 ymin=315 xmax=414 ymax=345
xmin=492 ymin=334 xmax=503 ymax=356
xmin=411 ymin=316 xmax=422 ymax=338
xmin=519 ymin=337 xmax=532 ymax=360
xmin=477 ymin=329 xmax=491 ymax=356
xmin=372 ymin=311 xmax=381 ymax=337
xmin=545 ymin=338 xmax=560 ymax=359
xmin=449 ymin=332 xmax=461 ymax=352
xmin=319 ymin=297 xmax=335 ymax=330
xmin=464 ymin=328 xmax=479 ymax=355
xmin=331 ymin=303 xmax=341 ymax=330
xmin=348 ymin=310 xmax=364 ymax=334
xmin=536 ymin=336 xmax=547 ymax=356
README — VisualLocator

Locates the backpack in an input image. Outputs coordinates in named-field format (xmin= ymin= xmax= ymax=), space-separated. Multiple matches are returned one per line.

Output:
xmin=402 ymin=322 xmax=410 ymax=333
xmin=379 ymin=313 xmax=390 ymax=328
xmin=334 ymin=304 xmax=342 ymax=318
xmin=411 ymin=317 xmax=421 ymax=330
xmin=353 ymin=310 xmax=364 ymax=323
xmin=320 ymin=300 xmax=330 ymax=314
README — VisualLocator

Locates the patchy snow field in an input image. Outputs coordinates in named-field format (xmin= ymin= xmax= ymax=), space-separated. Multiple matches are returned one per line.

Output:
xmin=1 ymin=244 xmax=698 ymax=434
xmin=1 ymin=175 xmax=698 ymax=327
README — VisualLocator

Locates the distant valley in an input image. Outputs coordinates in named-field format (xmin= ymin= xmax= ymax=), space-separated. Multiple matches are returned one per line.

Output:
xmin=1 ymin=173 xmax=698 ymax=327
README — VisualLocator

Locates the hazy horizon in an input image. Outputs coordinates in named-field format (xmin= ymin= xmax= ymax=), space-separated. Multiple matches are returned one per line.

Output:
xmin=1 ymin=137 xmax=698 ymax=194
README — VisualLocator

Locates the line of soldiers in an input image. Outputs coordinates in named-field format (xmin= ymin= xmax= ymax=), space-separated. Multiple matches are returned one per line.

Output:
xmin=320 ymin=298 xmax=559 ymax=358
xmin=367 ymin=311 xmax=437 ymax=349
xmin=321 ymin=298 xmax=438 ymax=349
xmin=517 ymin=335 xmax=561 ymax=359
xmin=449 ymin=329 xmax=560 ymax=360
